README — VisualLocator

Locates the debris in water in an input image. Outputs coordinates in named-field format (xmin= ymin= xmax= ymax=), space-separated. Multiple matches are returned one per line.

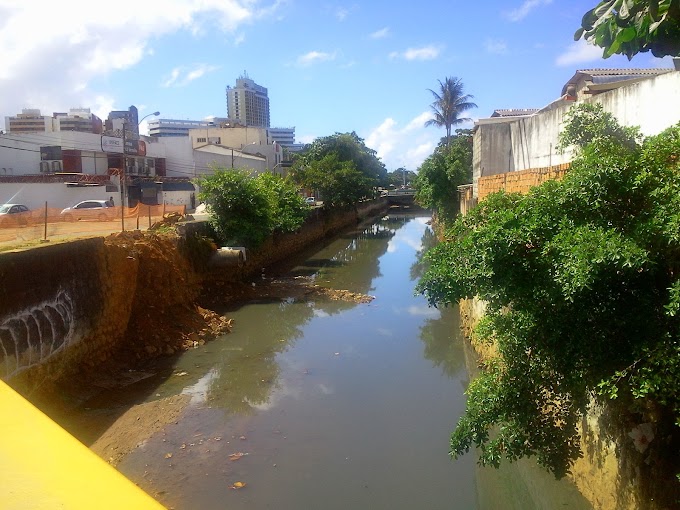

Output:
xmin=229 ymin=452 xmax=248 ymax=461
xmin=174 ymin=371 xmax=188 ymax=376
xmin=164 ymin=453 xmax=173 ymax=459
xmin=230 ymin=481 xmax=247 ymax=490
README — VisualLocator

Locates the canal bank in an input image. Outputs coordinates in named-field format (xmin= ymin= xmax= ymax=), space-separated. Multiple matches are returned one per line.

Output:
xmin=459 ymin=297 xmax=675 ymax=510
xmin=0 ymin=199 xmax=391 ymax=392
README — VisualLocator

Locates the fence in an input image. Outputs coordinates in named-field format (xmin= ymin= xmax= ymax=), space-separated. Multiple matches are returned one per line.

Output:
xmin=0 ymin=203 xmax=186 ymax=247
xmin=478 ymin=163 xmax=571 ymax=201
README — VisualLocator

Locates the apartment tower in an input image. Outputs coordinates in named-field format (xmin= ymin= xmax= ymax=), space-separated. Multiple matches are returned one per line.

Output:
xmin=226 ymin=73 xmax=270 ymax=128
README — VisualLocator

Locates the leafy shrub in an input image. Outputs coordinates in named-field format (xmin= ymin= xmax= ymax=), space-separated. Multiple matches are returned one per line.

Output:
xmin=196 ymin=168 xmax=308 ymax=249
xmin=418 ymin=105 xmax=680 ymax=478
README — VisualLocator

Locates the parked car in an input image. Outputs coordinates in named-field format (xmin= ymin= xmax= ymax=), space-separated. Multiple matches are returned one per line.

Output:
xmin=60 ymin=200 xmax=116 ymax=221
xmin=0 ymin=203 xmax=31 ymax=226
xmin=305 ymin=196 xmax=316 ymax=205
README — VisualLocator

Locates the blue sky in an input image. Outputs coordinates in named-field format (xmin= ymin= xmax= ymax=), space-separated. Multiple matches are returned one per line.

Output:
xmin=0 ymin=0 xmax=674 ymax=171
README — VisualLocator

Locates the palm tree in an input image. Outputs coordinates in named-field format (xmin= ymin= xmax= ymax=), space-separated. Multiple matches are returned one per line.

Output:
xmin=425 ymin=77 xmax=477 ymax=146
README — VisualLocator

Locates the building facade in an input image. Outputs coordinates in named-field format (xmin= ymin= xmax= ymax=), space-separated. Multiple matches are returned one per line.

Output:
xmin=226 ymin=74 xmax=270 ymax=128
xmin=147 ymin=118 xmax=230 ymax=138
xmin=4 ymin=108 xmax=103 ymax=134
xmin=472 ymin=68 xmax=680 ymax=198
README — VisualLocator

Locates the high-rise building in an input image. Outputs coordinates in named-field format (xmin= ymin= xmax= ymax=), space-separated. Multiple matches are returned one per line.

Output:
xmin=226 ymin=73 xmax=270 ymax=128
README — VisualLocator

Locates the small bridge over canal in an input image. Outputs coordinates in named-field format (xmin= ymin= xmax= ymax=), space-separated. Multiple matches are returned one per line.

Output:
xmin=386 ymin=189 xmax=417 ymax=207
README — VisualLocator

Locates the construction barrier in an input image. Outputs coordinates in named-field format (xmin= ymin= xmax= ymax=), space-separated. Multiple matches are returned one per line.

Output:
xmin=0 ymin=204 xmax=186 ymax=248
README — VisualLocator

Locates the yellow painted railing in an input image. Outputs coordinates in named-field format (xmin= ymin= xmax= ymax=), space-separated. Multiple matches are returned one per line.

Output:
xmin=0 ymin=380 xmax=165 ymax=509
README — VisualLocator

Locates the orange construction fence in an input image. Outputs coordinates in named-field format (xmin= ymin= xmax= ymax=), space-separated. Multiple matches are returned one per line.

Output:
xmin=0 ymin=203 xmax=186 ymax=247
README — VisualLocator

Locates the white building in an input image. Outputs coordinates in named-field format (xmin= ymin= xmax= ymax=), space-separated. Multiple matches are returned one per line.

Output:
xmin=472 ymin=68 xmax=680 ymax=198
xmin=268 ymin=127 xmax=295 ymax=146
xmin=148 ymin=118 xmax=228 ymax=138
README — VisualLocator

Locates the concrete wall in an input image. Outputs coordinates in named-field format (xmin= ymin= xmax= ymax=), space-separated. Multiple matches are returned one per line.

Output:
xmin=0 ymin=182 xmax=113 ymax=211
xmin=0 ymin=132 xmax=113 ymax=176
xmin=473 ymin=71 xmax=680 ymax=196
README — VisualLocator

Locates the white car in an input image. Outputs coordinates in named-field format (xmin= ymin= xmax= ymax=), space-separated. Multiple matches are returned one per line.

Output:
xmin=305 ymin=196 xmax=316 ymax=205
xmin=61 ymin=200 xmax=116 ymax=221
xmin=0 ymin=203 xmax=31 ymax=225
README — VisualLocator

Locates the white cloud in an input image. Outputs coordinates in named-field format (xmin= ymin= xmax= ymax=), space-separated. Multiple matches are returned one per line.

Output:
xmin=335 ymin=7 xmax=348 ymax=21
xmin=485 ymin=39 xmax=508 ymax=55
xmin=161 ymin=64 xmax=219 ymax=87
xmin=0 ymin=0 xmax=278 ymax=125
xmin=406 ymin=305 xmax=440 ymax=318
xmin=555 ymin=40 xmax=604 ymax=67
xmin=364 ymin=111 xmax=439 ymax=171
xmin=505 ymin=0 xmax=553 ymax=22
xmin=390 ymin=45 xmax=442 ymax=61
xmin=296 ymin=50 xmax=337 ymax=67
xmin=370 ymin=27 xmax=390 ymax=39
xmin=297 ymin=134 xmax=316 ymax=144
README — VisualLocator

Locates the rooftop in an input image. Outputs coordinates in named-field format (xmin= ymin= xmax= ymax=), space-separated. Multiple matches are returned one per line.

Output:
xmin=491 ymin=109 xmax=540 ymax=118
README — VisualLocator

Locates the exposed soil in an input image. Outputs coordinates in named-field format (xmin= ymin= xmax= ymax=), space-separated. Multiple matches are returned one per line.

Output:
xmin=87 ymin=394 xmax=191 ymax=467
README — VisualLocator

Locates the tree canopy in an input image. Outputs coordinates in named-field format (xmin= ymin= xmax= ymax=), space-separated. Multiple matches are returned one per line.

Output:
xmin=417 ymin=105 xmax=680 ymax=488
xmin=413 ymin=129 xmax=473 ymax=220
xmin=425 ymin=77 xmax=477 ymax=146
xmin=575 ymin=0 xmax=680 ymax=58
xmin=291 ymin=132 xmax=386 ymax=207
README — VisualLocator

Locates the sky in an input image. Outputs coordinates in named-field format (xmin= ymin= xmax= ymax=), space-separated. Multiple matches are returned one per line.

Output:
xmin=0 ymin=0 xmax=675 ymax=172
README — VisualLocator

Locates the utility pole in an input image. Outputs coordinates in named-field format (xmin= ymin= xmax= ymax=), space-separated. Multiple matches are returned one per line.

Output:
xmin=121 ymin=121 xmax=126 ymax=231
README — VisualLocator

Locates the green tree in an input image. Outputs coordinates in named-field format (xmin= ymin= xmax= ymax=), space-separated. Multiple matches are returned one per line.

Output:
xmin=413 ymin=129 xmax=473 ymax=220
xmin=424 ymin=77 xmax=477 ymax=146
xmin=387 ymin=168 xmax=417 ymax=187
xmin=417 ymin=106 xmax=680 ymax=485
xmin=197 ymin=168 xmax=308 ymax=248
xmin=575 ymin=0 xmax=680 ymax=58
xmin=291 ymin=132 xmax=386 ymax=206
xmin=292 ymin=153 xmax=373 ymax=208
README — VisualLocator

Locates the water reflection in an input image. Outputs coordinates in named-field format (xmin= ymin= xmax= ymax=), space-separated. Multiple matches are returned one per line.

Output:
xmin=419 ymin=306 xmax=466 ymax=379
xmin=290 ymin=220 xmax=397 ymax=313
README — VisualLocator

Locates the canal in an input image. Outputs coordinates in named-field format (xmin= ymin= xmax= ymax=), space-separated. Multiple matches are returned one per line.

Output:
xmin=78 ymin=212 xmax=592 ymax=509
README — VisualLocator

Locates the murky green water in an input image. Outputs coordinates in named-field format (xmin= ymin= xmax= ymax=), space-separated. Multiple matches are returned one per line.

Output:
xmin=98 ymin=213 xmax=591 ymax=509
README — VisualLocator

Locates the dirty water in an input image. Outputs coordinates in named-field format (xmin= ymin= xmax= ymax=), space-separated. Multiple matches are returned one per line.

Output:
xmin=87 ymin=213 xmax=592 ymax=509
